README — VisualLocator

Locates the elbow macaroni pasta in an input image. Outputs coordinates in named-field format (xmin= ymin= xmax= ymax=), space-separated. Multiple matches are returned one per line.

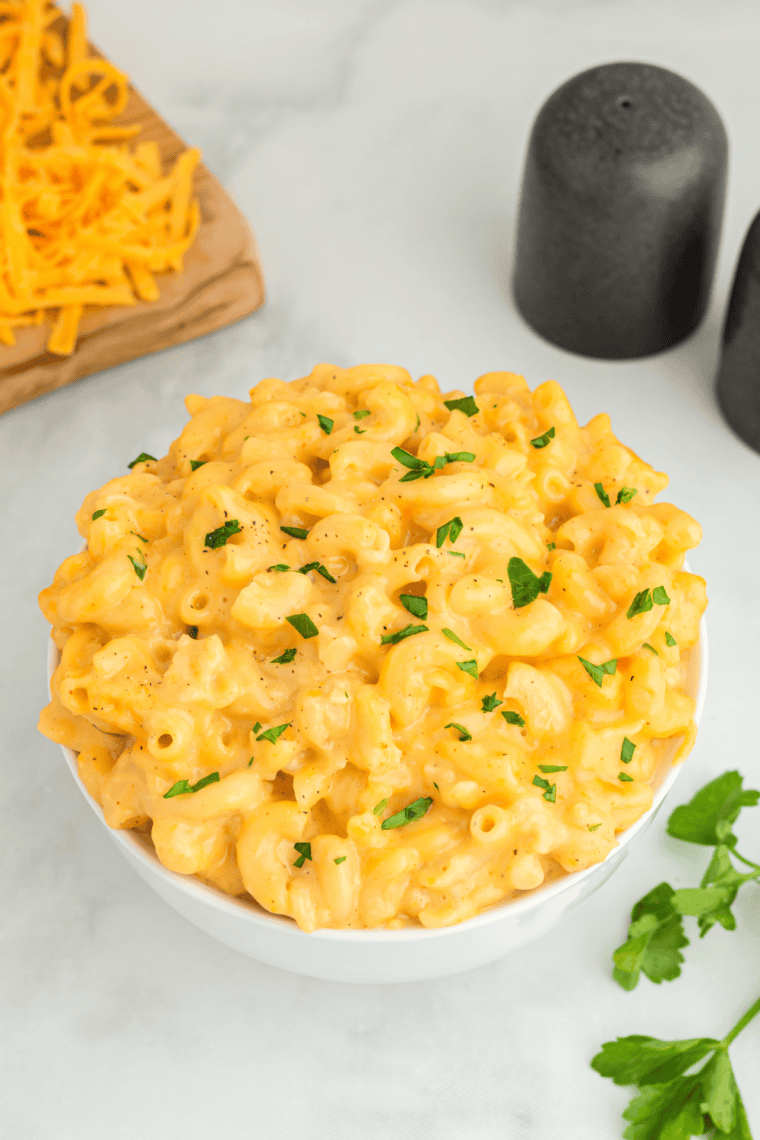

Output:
xmin=39 ymin=365 xmax=707 ymax=931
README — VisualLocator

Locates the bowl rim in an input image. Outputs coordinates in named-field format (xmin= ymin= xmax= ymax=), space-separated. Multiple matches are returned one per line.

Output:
xmin=49 ymin=600 xmax=707 ymax=944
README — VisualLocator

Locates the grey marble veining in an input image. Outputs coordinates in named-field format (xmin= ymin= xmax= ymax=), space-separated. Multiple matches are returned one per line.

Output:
xmin=3 ymin=1 xmax=760 ymax=1137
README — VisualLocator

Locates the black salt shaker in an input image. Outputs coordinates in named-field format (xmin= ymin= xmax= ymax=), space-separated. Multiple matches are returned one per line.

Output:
xmin=716 ymin=212 xmax=760 ymax=453
xmin=513 ymin=62 xmax=728 ymax=359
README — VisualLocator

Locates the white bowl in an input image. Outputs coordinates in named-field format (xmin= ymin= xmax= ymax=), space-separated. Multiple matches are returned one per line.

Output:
xmin=50 ymin=618 xmax=707 ymax=984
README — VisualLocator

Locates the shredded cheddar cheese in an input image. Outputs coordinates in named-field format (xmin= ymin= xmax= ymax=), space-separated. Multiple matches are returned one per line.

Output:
xmin=0 ymin=0 xmax=201 ymax=355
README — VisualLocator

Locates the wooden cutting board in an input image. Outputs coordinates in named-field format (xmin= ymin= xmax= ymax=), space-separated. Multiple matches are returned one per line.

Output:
xmin=0 ymin=19 xmax=265 ymax=416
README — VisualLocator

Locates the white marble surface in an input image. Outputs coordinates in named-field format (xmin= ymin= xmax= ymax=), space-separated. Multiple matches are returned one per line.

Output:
xmin=3 ymin=0 xmax=760 ymax=1136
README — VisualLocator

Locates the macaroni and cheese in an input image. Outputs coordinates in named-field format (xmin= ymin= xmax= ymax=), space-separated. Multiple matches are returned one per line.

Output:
xmin=39 ymin=365 xmax=707 ymax=931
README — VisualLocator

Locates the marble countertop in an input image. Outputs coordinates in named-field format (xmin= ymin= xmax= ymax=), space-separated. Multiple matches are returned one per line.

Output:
xmin=3 ymin=1 xmax=760 ymax=1136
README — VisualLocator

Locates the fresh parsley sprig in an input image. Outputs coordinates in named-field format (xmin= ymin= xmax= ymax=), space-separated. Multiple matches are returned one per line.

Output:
xmin=592 ymin=994 xmax=760 ymax=1140
xmin=612 ymin=772 xmax=760 ymax=991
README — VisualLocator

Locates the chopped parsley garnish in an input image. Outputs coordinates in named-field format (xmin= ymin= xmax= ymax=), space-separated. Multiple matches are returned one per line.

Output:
xmin=578 ymin=656 xmax=617 ymax=687
xmin=538 ymin=764 xmax=568 ymax=773
xmin=594 ymin=482 xmax=611 ymax=508
xmin=616 ymin=486 xmax=638 ymax=504
xmin=381 ymin=623 xmax=428 ymax=645
xmin=436 ymin=516 xmax=463 ymax=548
xmin=448 ymin=551 xmax=466 ymax=558
xmin=293 ymin=842 xmax=312 ymax=868
xmin=253 ymin=722 xmax=261 ymax=734
xmin=399 ymin=594 xmax=428 ymax=620
xmin=627 ymin=588 xmax=653 ymax=618
xmin=205 ymin=519 xmax=242 ymax=548
xmin=390 ymin=446 xmax=475 ymax=482
xmin=546 ymin=542 xmax=556 ymax=551
xmin=618 ymin=772 xmax=634 ymax=782
xmin=269 ymin=564 xmax=290 ymax=572
xmin=130 ymin=530 xmax=148 ymax=543
xmin=286 ymin=613 xmax=319 ymax=639
xmin=532 ymin=775 xmax=556 ymax=802
xmin=481 ymin=693 xmax=503 ymax=712
xmin=621 ymin=737 xmax=636 ymax=764
xmin=442 ymin=628 xmax=471 ymax=650
xmin=380 ymin=796 xmax=433 ymax=830
xmin=317 ymin=415 xmax=334 ymax=435
xmin=127 ymin=553 xmax=147 ymax=580
xmin=128 ymin=452 xmax=156 ymax=468
xmin=456 ymin=659 xmax=479 ymax=678
xmin=444 ymin=450 xmax=476 ymax=463
xmin=665 ymin=631 xmax=677 ymax=647
xmin=502 ymin=710 xmax=525 ymax=726
xmin=652 ymin=585 xmax=671 ymax=606
xmin=530 ymin=426 xmax=555 ymax=449
xmin=187 ymin=625 xmax=198 ymax=639
xmin=272 ymin=647 xmax=297 ymax=664
xmin=353 ymin=409 xmax=370 ymax=420
xmin=642 ymin=642 xmax=658 ymax=655
xmin=334 ymin=856 xmax=347 ymax=865
xmin=298 ymin=561 xmax=337 ymax=583
xmin=354 ymin=426 xmax=366 ymax=434
xmin=256 ymin=723 xmax=291 ymax=744
xmin=507 ymin=557 xmax=552 ymax=608
xmin=164 ymin=771 xmax=220 ymax=798
xmin=91 ymin=509 xmax=106 ymax=520
xmin=373 ymin=798 xmax=388 ymax=816
xmin=443 ymin=395 xmax=479 ymax=417
xmin=280 ymin=525 xmax=309 ymax=540
xmin=189 ymin=459 xmax=207 ymax=471
xmin=588 ymin=823 xmax=602 ymax=831
xmin=445 ymin=722 xmax=472 ymax=742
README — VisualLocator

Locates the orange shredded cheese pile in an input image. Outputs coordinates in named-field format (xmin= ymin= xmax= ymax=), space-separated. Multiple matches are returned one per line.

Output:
xmin=0 ymin=0 xmax=201 ymax=355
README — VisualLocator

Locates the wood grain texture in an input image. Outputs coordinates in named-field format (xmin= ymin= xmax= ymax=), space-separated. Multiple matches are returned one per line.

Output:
xmin=0 ymin=29 xmax=265 ymax=415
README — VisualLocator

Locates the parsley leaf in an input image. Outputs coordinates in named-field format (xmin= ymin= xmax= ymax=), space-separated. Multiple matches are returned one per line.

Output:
xmin=443 ymin=450 xmax=476 ymax=463
xmin=127 ymin=553 xmax=147 ymax=580
xmin=380 ymin=796 xmax=433 ymax=830
xmin=532 ymin=774 xmax=556 ymax=802
xmin=445 ymin=722 xmax=472 ymax=742
xmin=538 ymin=764 xmax=567 ymax=773
xmin=673 ymin=846 xmax=760 ymax=937
xmin=271 ymin=647 xmax=297 ymax=664
xmin=666 ymin=771 xmax=760 ymax=848
xmin=187 ymin=625 xmax=198 ymax=639
xmin=256 ymin=723 xmax=291 ymax=744
xmin=442 ymin=628 xmax=471 ymax=650
xmin=293 ymin=842 xmax=312 ymax=868
xmin=391 ymin=446 xmax=433 ymax=481
xmin=627 ymin=589 xmax=653 ymax=618
xmin=269 ymin=564 xmax=290 ymax=572
xmin=317 ymin=415 xmax=334 ymax=435
xmin=612 ymin=883 xmax=689 ymax=991
xmin=619 ymin=772 xmax=634 ymax=782
xmin=530 ymin=426 xmax=555 ymax=449
xmin=189 ymin=459 xmax=207 ymax=471
xmin=373 ymin=798 xmax=388 ymax=816
xmin=591 ymin=1034 xmax=718 ymax=1088
xmin=589 ymin=823 xmax=602 ymax=831
xmin=381 ymin=623 xmax=428 ymax=645
xmin=642 ymin=643 xmax=658 ymax=655
xmin=354 ymin=426 xmax=366 ymax=434
xmin=130 ymin=531 xmax=148 ymax=543
xmin=481 ymin=692 xmax=503 ymax=712
xmin=616 ymin=486 xmax=638 ymax=504
xmin=91 ymin=509 xmax=106 ymax=520
xmin=128 ymin=452 xmax=156 ymax=468
xmin=502 ymin=710 xmax=525 ymax=727
xmin=297 ymin=561 xmax=337 ymax=583
xmin=286 ymin=613 xmax=319 ymax=639
xmin=578 ymin=656 xmax=617 ymax=687
xmin=665 ymin=631 xmax=677 ymax=647
xmin=436 ymin=516 xmax=464 ymax=548
xmin=334 ymin=856 xmax=347 ymax=865
xmin=507 ymin=557 xmax=552 ymax=608
xmin=399 ymin=594 xmax=428 ymax=620
xmin=280 ymin=525 xmax=309 ymax=539
xmin=546 ymin=541 xmax=556 ymax=551
xmin=443 ymin=396 xmax=479 ymax=417
xmin=205 ymin=519 xmax=242 ymax=548
xmin=353 ymin=409 xmax=371 ymax=420
xmin=594 ymin=482 xmax=611 ymax=508
xmin=456 ymin=659 xmax=479 ymax=678
xmin=448 ymin=551 xmax=465 ymax=558
xmin=621 ymin=737 xmax=636 ymax=764
xmin=652 ymin=585 xmax=671 ymax=606
xmin=164 ymin=771 xmax=221 ymax=798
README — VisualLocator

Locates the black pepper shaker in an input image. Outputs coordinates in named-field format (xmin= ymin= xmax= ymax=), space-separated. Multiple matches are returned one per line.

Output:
xmin=513 ymin=62 xmax=728 ymax=359
xmin=716 ymin=212 xmax=760 ymax=453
